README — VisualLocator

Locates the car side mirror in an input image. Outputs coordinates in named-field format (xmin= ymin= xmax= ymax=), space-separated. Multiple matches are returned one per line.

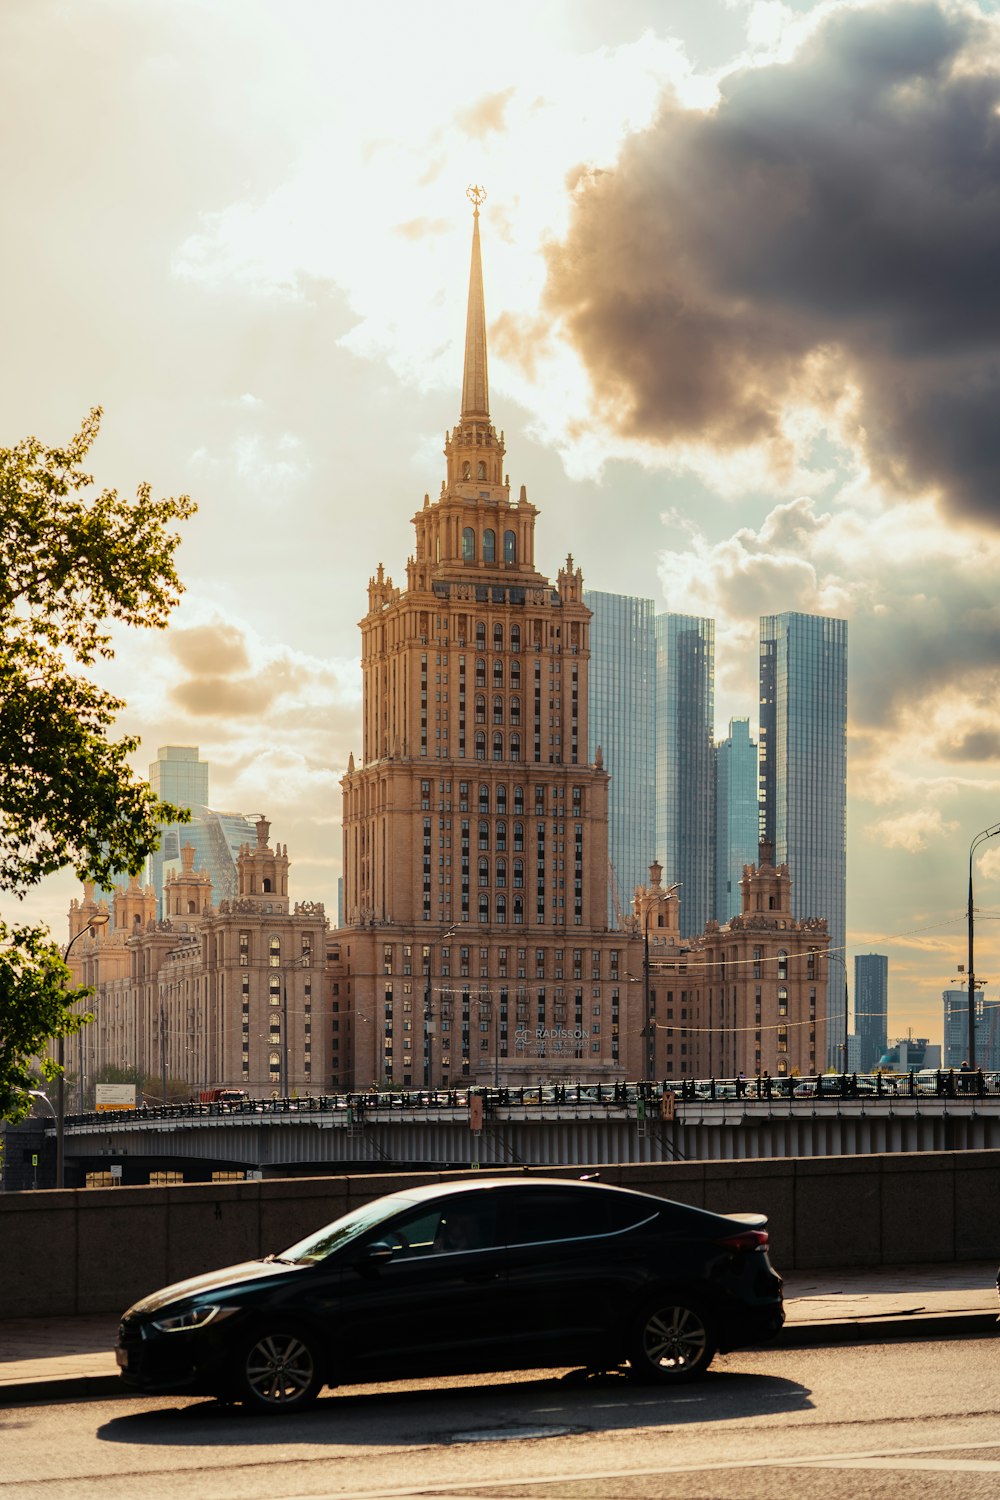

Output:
xmin=362 ymin=1240 xmax=395 ymax=1266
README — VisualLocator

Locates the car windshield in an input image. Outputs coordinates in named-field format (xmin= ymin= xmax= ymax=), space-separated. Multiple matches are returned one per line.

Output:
xmin=277 ymin=1195 xmax=419 ymax=1264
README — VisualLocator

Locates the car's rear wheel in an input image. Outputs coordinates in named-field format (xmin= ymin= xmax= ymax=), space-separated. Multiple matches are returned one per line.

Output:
xmin=237 ymin=1325 xmax=323 ymax=1413
xmin=627 ymin=1296 xmax=717 ymax=1383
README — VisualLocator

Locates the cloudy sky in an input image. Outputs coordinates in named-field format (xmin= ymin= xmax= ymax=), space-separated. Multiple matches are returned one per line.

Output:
xmin=6 ymin=0 xmax=1000 ymax=1045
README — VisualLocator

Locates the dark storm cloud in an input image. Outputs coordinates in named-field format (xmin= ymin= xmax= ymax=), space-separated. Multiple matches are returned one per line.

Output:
xmin=545 ymin=0 xmax=1000 ymax=523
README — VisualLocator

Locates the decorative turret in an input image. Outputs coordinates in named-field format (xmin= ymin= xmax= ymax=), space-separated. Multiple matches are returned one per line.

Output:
xmin=237 ymin=815 xmax=290 ymax=910
xmin=740 ymin=840 xmax=793 ymax=921
xmin=163 ymin=843 xmax=213 ymax=921
xmin=633 ymin=859 xmax=682 ymax=940
xmin=112 ymin=874 xmax=157 ymax=935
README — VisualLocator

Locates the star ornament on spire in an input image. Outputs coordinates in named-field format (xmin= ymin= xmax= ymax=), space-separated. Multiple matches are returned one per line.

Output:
xmin=467 ymin=184 xmax=487 ymax=215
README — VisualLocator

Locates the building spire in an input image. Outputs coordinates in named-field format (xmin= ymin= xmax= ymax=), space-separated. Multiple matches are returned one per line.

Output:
xmin=460 ymin=185 xmax=489 ymax=422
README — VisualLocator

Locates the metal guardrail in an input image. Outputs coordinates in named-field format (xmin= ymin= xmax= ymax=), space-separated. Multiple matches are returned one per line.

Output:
xmin=63 ymin=1070 xmax=1000 ymax=1129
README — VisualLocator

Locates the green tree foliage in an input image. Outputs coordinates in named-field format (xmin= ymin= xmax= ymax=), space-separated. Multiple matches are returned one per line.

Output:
xmin=0 ymin=410 xmax=196 ymax=1121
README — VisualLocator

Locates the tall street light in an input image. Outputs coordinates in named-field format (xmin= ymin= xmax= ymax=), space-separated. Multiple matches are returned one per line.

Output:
xmin=424 ymin=925 xmax=458 ymax=1090
xmin=56 ymin=913 xmax=110 ymax=1189
xmin=967 ymin=824 xmax=1000 ymax=1069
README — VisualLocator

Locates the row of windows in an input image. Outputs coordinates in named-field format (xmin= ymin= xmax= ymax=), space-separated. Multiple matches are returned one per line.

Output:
xmin=461 ymin=526 xmax=517 ymax=565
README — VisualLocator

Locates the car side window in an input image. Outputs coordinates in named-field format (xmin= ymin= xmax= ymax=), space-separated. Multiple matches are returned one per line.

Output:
xmin=381 ymin=1195 xmax=502 ymax=1258
xmin=506 ymin=1189 xmax=613 ymax=1246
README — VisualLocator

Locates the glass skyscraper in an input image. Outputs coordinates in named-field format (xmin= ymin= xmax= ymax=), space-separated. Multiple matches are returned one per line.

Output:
xmin=655 ymin=613 xmax=715 ymax=939
xmin=584 ymin=591 xmax=657 ymax=926
xmin=759 ymin=613 xmax=847 ymax=1066
xmin=147 ymin=746 xmax=258 ymax=916
xmin=714 ymin=717 xmax=758 ymax=924
xmin=854 ymin=953 xmax=888 ymax=1071
xmin=943 ymin=988 xmax=1000 ymax=1069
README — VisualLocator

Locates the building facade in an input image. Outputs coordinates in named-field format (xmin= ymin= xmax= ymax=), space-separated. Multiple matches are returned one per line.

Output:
xmin=583 ymin=590 xmax=656 ymax=927
xmin=66 ymin=819 xmax=328 ymax=1102
xmin=943 ymin=988 xmax=1000 ymax=1070
xmin=854 ymin=953 xmax=888 ymax=1071
xmin=714 ymin=717 xmax=758 ymax=925
xmin=146 ymin=745 xmax=258 ymax=916
xmin=655 ymin=613 xmax=715 ymax=940
xmin=759 ymin=612 xmax=847 ymax=1066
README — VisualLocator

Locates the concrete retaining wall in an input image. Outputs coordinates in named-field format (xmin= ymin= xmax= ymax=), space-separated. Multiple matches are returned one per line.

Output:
xmin=2 ymin=1149 xmax=997 ymax=1319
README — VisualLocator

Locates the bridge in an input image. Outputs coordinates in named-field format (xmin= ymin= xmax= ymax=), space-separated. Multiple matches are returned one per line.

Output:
xmin=53 ymin=1074 xmax=1000 ymax=1183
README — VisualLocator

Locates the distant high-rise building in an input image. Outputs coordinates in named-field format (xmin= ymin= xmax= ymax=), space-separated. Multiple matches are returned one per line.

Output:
xmin=655 ymin=613 xmax=715 ymax=938
xmin=584 ymin=591 xmax=656 ymax=925
xmin=149 ymin=745 xmax=209 ymax=809
xmin=714 ymin=718 xmax=758 ymax=924
xmin=943 ymin=988 xmax=1000 ymax=1070
xmin=759 ymin=612 xmax=847 ymax=1066
xmin=854 ymin=953 xmax=888 ymax=1071
xmin=147 ymin=746 xmax=257 ymax=917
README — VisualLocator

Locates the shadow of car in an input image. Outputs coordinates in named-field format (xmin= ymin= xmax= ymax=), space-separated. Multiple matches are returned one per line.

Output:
xmin=116 ymin=1177 xmax=784 ymax=1414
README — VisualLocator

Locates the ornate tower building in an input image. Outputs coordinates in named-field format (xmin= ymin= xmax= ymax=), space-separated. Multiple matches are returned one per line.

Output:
xmin=338 ymin=193 xmax=626 ymax=1089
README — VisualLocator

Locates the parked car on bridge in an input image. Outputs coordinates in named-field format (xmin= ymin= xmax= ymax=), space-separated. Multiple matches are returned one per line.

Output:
xmin=116 ymin=1176 xmax=784 ymax=1413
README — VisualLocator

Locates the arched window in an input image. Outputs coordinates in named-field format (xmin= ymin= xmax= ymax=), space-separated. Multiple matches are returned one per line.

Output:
xmin=513 ymin=859 xmax=524 ymax=889
xmin=496 ymin=821 xmax=507 ymax=851
xmin=476 ymin=620 xmax=486 ymax=648
xmin=510 ymin=695 xmax=520 ymax=724
xmin=493 ymin=623 xmax=503 ymax=650
xmin=777 ymin=950 xmax=788 ymax=980
xmin=475 ymin=658 xmax=486 ymax=688
xmin=493 ymin=695 xmax=503 ymax=723
xmin=510 ymin=623 xmax=520 ymax=652
xmin=479 ymin=857 xmax=489 ymax=886
xmin=478 ymin=783 xmax=490 ymax=812
xmin=477 ymin=460 xmax=487 ymax=480
xmin=483 ymin=528 xmax=496 ymax=563
xmin=513 ymin=896 xmax=524 ymax=925
xmin=462 ymin=527 xmax=476 ymax=561
xmin=269 ymin=936 xmax=281 ymax=967
xmin=475 ymin=731 xmax=486 ymax=760
xmin=510 ymin=661 xmax=521 ymax=688
xmin=496 ymin=894 xmax=507 ymax=923
xmin=479 ymin=894 xmax=489 ymax=921
xmin=493 ymin=658 xmax=503 ymax=687
xmin=462 ymin=461 xmax=472 ymax=479
xmin=496 ymin=784 xmax=507 ymax=812
xmin=510 ymin=733 xmax=521 ymax=761
xmin=479 ymin=820 xmax=490 ymax=849
xmin=513 ymin=821 xmax=524 ymax=850
xmin=504 ymin=530 xmax=517 ymax=565
xmin=496 ymin=859 xmax=507 ymax=887
xmin=475 ymin=695 xmax=486 ymax=724
xmin=269 ymin=1052 xmax=281 ymax=1074
xmin=269 ymin=976 xmax=280 ymax=1006
xmin=492 ymin=732 xmax=503 ymax=760
xmin=513 ymin=786 xmax=525 ymax=813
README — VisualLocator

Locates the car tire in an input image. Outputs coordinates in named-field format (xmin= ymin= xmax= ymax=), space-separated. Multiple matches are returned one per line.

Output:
xmin=627 ymin=1294 xmax=717 ymax=1383
xmin=236 ymin=1324 xmax=324 ymax=1413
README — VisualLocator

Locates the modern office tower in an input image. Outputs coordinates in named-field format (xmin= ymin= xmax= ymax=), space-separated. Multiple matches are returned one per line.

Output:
xmin=147 ymin=746 xmax=257 ymax=916
xmin=759 ymin=612 xmax=847 ymax=1066
xmin=943 ymin=988 xmax=1000 ymax=1069
xmin=714 ymin=718 xmax=758 ymax=924
xmin=854 ymin=953 xmax=889 ymax=1071
xmin=655 ymin=613 xmax=715 ymax=938
xmin=584 ymin=591 xmax=657 ymax=926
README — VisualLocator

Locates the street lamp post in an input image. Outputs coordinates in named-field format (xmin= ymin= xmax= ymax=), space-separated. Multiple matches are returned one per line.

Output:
xmin=968 ymin=824 xmax=1000 ymax=1070
xmin=56 ymin=913 xmax=109 ymax=1189
xmin=424 ymin=925 xmax=457 ymax=1090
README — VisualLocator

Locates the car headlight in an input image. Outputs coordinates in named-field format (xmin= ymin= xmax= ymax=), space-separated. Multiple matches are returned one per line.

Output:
xmin=150 ymin=1304 xmax=239 ymax=1334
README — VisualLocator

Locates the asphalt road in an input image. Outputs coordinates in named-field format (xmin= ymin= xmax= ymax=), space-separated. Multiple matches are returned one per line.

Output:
xmin=2 ymin=1336 xmax=999 ymax=1500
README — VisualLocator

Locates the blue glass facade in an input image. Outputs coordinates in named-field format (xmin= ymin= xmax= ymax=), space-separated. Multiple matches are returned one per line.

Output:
xmin=714 ymin=718 xmax=758 ymax=924
xmin=146 ymin=748 xmax=257 ymax=916
xmin=854 ymin=953 xmax=888 ymax=1071
xmin=759 ymin=613 xmax=847 ymax=1066
xmin=943 ymin=988 xmax=1000 ymax=1069
xmin=655 ymin=613 xmax=715 ymax=939
xmin=584 ymin=591 xmax=656 ymax=926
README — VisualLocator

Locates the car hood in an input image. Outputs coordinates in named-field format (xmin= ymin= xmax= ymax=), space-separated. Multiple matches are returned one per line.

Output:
xmin=125 ymin=1258 xmax=302 ymax=1318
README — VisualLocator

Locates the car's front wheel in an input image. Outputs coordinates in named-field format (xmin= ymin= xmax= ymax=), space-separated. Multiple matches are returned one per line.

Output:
xmin=236 ymin=1325 xmax=323 ymax=1413
xmin=627 ymin=1296 xmax=717 ymax=1383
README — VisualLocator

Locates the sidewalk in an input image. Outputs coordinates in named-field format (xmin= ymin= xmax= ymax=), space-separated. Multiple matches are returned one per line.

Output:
xmin=1 ymin=1263 xmax=996 ymax=1405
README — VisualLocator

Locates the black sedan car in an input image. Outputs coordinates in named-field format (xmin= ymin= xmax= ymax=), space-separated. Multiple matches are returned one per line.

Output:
xmin=116 ymin=1177 xmax=783 ymax=1412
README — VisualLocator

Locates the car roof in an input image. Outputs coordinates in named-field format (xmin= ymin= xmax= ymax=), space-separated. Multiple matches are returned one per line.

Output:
xmin=365 ymin=1177 xmax=763 ymax=1229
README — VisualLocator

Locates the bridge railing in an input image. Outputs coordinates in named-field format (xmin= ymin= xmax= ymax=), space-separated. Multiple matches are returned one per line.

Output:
xmin=62 ymin=1069 xmax=1000 ymax=1128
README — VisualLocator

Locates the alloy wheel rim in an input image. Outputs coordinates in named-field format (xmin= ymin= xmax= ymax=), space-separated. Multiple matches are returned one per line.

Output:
xmin=246 ymin=1333 xmax=315 ymax=1404
xmin=642 ymin=1306 xmax=706 ymax=1369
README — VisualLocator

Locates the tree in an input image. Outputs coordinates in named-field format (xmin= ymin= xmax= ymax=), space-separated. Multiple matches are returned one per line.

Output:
xmin=0 ymin=409 xmax=196 ymax=1121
